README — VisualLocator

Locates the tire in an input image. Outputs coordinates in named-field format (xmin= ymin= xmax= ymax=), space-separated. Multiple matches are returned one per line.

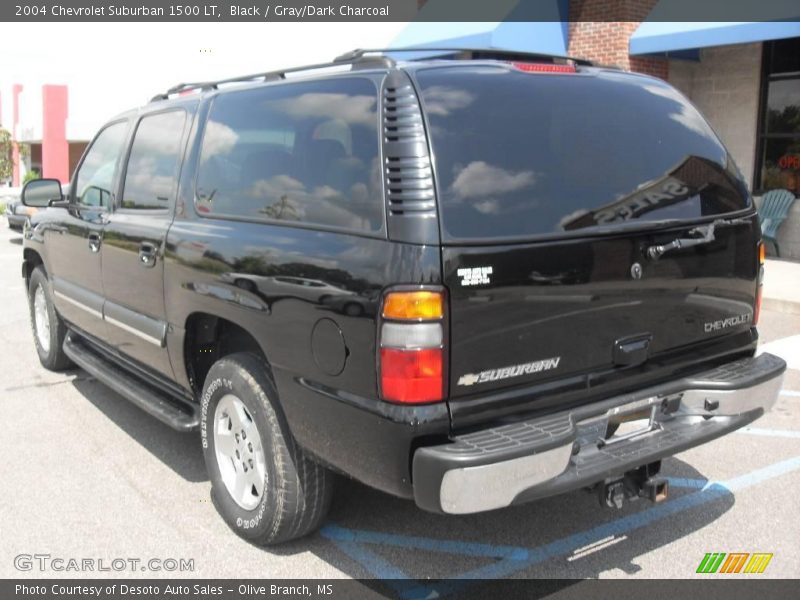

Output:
xmin=27 ymin=266 xmax=72 ymax=371
xmin=234 ymin=278 xmax=256 ymax=293
xmin=200 ymin=352 xmax=333 ymax=545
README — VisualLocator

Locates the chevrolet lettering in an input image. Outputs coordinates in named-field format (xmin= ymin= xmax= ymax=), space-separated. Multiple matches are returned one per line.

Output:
xmin=705 ymin=313 xmax=752 ymax=333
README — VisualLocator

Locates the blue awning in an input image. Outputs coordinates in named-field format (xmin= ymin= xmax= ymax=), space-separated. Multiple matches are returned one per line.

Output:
xmin=391 ymin=0 xmax=569 ymax=57
xmin=630 ymin=21 xmax=800 ymax=56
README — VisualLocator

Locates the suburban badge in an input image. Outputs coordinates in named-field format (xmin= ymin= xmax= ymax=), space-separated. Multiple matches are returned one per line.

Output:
xmin=457 ymin=357 xmax=561 ymax=386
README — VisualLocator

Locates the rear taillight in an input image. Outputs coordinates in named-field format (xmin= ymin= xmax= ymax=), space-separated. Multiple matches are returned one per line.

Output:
xmin=755 ymin=240 xmax=765 ymax=325
xmin=510 ymin=62 xmax=576 ymax=74
xmin=379 ymin=289 xmax=446 ymax=404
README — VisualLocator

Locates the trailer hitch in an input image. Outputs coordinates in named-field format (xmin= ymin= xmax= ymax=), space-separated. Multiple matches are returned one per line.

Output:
xmin=598 ymin=461 xmax=669 ymax=509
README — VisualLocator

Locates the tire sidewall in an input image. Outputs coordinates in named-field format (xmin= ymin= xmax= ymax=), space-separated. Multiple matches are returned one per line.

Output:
xmin=28 ymin=268 xmax=61 ymax=367
xmin=200 ymin=357 xmax=283 ymax=541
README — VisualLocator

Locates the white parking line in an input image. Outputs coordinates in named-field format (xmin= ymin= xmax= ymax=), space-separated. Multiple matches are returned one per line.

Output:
xmin=567 ymin=535 xmax=628 ymax=561
xmin=782 ymin=390 xmax=800 ymax=398
xmin=738 ymin=427 xmax=800 ymax=439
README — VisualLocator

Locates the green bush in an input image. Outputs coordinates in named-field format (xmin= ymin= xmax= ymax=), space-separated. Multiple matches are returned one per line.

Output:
xmin=22 ymin=170 xmax=40 ymax=185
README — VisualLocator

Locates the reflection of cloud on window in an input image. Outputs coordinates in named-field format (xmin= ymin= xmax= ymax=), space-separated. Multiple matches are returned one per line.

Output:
xmin=422 ymin=86 xmax=474 ymax=116
xmin=249 ymin=174 xmax=305 ymax=197
xmin=124 ymin=155 xmax=175 ymax=201
xmin=246 ymin=175 xmax=375 ymax=230
xmin=79 ymin=161 xmax=115 ymax=200
xmin=640 ymin=83 xmax=712 ymax=138
xmin=313 ymin=118 xmax=353 ymax=155
xmin=451 ymin=161 xmax=536 ymax=199
xmin=473 ymin=199 xmax=501 ymax=214
xmin=201 ymin=120 xmax=239 ymax=161
xmin=267 ymin=94 xmax=376 ymax=127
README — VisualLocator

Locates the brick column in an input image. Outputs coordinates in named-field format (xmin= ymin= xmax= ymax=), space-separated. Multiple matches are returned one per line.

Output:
xmin=41 ymin=85 xmax=69 ymax=184
xmin=568 ymin=0 xmax=668 ymax=79
xmin=12 ymin=84 xmax=23 ymax=186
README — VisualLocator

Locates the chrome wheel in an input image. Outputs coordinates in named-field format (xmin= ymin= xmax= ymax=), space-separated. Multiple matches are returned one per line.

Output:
xmin=33 ymin=285 xmax=51 ymax=354
xmin=213 ymin=394 xmax=267 ymax=510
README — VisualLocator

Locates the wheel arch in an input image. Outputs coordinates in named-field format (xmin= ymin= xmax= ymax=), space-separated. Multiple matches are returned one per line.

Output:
xmin=22 ymin=247 xmax=45 ymax=283
xmin=182 ymin=312 xmax=272 ymax=395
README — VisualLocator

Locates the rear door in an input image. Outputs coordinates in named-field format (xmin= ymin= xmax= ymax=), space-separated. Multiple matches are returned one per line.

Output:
xmin=414 ymin=65 xmax=759 ymax=406
xmin=100 ymin=108 xmax=190 ymax=378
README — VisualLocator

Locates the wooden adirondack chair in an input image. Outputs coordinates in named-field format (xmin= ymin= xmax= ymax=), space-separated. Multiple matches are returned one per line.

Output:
xmin=759 ymin=189 xmax=796 ymax=257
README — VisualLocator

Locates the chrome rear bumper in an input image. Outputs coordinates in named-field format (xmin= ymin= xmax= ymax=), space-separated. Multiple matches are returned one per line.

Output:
xmin=413 ymin=352 xmax=786 ymax=514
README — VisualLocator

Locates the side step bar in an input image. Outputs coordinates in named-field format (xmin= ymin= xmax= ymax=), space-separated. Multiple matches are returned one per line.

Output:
xmin=63 ymin=333 xmax=200 ymax=432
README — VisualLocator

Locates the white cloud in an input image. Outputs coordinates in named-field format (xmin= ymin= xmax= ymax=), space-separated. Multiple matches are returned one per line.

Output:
xmin=200 ymin=121 xmax=239 ymax=161
xmin=421 ymin=85 xmax=474 ymax=116
xmin=450 ymin=161 xmax=536 ymax=200
xmin=268 ymin=93 xmax=377 ymax=127
xmin=640 ymin=83 xmax=713 ymax=138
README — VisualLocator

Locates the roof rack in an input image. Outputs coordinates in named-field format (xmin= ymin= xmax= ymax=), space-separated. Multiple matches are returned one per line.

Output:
xmin=150 ymin=54 xmax=395 ymax=102
xmin=151 ymin=47 xmax=593 ymax=102
xmin=334 ymin=47 xmax=594 ymax=67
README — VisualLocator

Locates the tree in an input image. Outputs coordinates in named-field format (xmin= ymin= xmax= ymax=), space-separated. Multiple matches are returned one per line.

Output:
xmin=0 ymin=128 xmax=13 ymax=182
xmin=0 ymin=128 xmax=29 ymax=184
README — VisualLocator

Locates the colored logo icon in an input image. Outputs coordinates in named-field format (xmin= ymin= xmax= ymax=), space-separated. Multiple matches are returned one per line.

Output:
xmin=696 ymin=552 xmax=773 ymax=574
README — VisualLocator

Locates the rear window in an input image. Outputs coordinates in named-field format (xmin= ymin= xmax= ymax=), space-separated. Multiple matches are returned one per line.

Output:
xmin=195 ymin=77 xmax=382 ymax=233
xmin=416 ymin=66 xmax=751 ymax=241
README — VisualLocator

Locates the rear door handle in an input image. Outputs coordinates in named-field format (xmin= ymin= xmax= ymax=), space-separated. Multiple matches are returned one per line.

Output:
xmin=139 ymin=242 xmax=157 ymax=268
xmin=613 ymin=334 xmax=652 ymax=367
xmin=87 ymin=233 xmax=101 ymax=253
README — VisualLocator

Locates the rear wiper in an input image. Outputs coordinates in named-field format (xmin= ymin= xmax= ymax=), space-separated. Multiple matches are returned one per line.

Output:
xmin=646 ymin=217 xmax=750 ymax=261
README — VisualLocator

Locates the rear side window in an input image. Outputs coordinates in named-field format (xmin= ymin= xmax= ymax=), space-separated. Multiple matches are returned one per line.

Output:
xmin=121 ymin=110 xmax=187 ymax=210
xmin=195 ymin=78 xmax=382 ymax=232
xmin=416 ymin=66 xmax=751 ymax=241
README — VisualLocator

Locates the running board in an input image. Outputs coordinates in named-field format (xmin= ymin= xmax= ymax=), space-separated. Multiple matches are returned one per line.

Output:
xmin=63 ymin=333 xmax=200 ymax=432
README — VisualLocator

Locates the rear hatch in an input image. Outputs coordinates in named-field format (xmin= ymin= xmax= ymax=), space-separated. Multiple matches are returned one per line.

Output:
xmin=413 ymin=64 xmax=759 ymax=414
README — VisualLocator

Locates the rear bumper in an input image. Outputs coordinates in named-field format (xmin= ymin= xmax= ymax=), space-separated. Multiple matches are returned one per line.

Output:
xmin=413 ymin=352 xmax=786 ymax=514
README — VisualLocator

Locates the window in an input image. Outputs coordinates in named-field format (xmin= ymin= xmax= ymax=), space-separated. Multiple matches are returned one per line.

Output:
xmin=195 ymin=78 xmax=382 ymax=232
xmin=73 ymin=121 xmax=128 ymax=208
xmin=120 ymin=110 xmax=187 ymax=210
xmin=416 ymin=66 xmax=748 ymax=241
xmin=756 ymin=37 xmax=800 ymax=195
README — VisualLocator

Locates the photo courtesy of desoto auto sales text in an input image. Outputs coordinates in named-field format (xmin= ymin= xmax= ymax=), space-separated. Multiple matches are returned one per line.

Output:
xmin=1 ymin=0 xmax=799 ymax=598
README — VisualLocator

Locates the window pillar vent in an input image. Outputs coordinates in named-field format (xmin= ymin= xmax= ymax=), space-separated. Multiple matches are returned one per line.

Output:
xmin=382 ymin=70 xmax=439 ymax=244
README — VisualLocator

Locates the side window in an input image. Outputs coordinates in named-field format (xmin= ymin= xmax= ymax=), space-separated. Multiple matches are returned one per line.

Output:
xmin=195 ymin=78 xmax=382 ymax=232
xmin=120 ymin=110 xmax=187 ymax=210
xmin=73 ymin=121 xmax=128 ymax=209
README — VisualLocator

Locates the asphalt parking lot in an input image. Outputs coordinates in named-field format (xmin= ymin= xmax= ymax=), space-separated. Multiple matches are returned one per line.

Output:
xmin=1 ymin=223 xmax=798 ymax=594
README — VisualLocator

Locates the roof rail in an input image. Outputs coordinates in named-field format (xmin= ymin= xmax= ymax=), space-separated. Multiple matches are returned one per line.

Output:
xmin=334 ymin=47 xmax=594 ymax=67
xmin=150 ymin=54 xmax=395 ymax=102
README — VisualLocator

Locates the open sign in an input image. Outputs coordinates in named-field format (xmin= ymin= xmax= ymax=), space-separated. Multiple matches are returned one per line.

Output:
xmin=778 ymin=154 xmax=800 ymax=170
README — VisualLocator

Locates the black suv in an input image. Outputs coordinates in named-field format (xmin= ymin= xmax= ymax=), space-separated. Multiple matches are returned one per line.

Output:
xmin=20 ymin=49 xmax=786 ymax=544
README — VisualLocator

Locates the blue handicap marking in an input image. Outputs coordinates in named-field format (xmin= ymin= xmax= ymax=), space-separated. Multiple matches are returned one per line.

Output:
xmin=321 ymin=524 xmax=530 ymax=599
xmin=321 ymin=454 xmax=800 ymax=599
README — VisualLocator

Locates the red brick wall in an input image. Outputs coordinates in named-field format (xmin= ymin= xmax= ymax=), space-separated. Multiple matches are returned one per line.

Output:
xmin=68 ymin=142 xmax=88 ymax=180
xmin=568 ymin=0 xmax=668 ymax=79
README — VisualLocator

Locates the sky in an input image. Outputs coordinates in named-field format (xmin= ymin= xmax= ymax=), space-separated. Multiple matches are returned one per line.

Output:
xmin=0 ymin=22 xmax=409 ymax=140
